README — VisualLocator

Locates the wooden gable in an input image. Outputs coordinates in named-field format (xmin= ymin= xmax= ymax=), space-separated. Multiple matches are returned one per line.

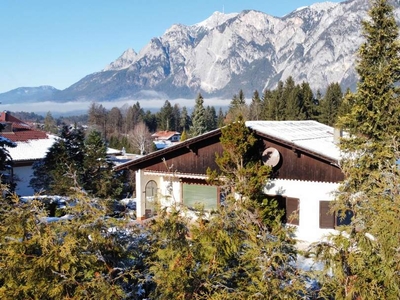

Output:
xmin=116 ymin=126 xmax=343 ymax=183
xmin=256 ymin=132 xmax=344 ymax=182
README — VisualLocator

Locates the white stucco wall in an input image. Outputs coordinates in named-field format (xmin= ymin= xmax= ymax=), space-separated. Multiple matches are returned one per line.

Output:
xmin=265 ymin=179 xmax=340 ymax=243
xmin=14 ymin=165 xmax=35 ymax=196
xmin=136 ymin=171 xmax=183 ymax=219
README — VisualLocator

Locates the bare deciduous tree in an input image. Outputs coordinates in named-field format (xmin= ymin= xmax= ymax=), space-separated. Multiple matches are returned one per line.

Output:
xmin=128 ymin=121 xmax=153 ymax=155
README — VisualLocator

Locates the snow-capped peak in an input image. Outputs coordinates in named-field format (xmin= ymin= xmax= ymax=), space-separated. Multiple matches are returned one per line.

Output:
xmin=103 ymin=48 xmax=137 ymax=71
xmin=193 ymin=11 xmax=238 ymax=30
xmin=309 ymin=2 xmax=340 ymax=12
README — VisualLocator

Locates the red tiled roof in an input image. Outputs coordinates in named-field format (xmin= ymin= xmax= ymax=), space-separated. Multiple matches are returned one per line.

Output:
xmin=151 ymin=131 xmax=180 ymax=140
xmin=0 ymin=111 xmax=49 ymax=142
xmin=2 ymin=131 xmax=48 ymax=142
xmin=0 ymin=111 xmax=29 ymax=124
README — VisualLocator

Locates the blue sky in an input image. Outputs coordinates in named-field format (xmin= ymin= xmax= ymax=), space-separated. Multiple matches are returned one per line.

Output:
xmin=0 ymin=0 xmax=343 ymax=93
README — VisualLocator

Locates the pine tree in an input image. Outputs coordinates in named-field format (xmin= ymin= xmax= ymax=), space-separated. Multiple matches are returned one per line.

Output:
xmin=249 ymin=90 xmax=263 ymax=120
xmin=0 ymin=188 xmax=149 ymax=298
xmin=157 ymin=100 xmax=174 ymax=131
xmin=312 ymin=1 xmax=400 ymax=298
xmin=179 ymin=106 xmax=191 ymax=132
xmin=43 ymin=111 xmax=58 ymax=134
xmin=283 ymin=76 xmax=298 ymax=120
xmin=124 ymin=102 xmax=144 ymax=133
xmin=150 ymin=118 xmax=307 ymax=299
xmin=31 ymin=126 xmax=82 ymax=196
xmin=318 ymin=82 xmax=343 ymax=126
xmin=0 ymin=124 xmax=16 ymax=190
xmin=217 ymin=107 xmax=225 ymax=127
xmin=262 ymin=88 xmax=276 ymax=120
xmin=82 ymin=130 xmax=123 ymax=198
xmin=226 ymin=89 xmax=249 ymax=122
xmin=299 ymin=81 xmax=317 ymax=120
xmin=171 ymin=103 xmax=181 ymax=132
xmin=204 ymin=105 xmax=217 ymax=131
xmin=190 ymin=93 xmax=207 ymax=137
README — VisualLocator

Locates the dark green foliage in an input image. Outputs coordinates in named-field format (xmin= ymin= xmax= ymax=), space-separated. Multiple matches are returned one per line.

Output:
xmin=204 ymin=106 xmax=217 ymax=131
xmin=0 ymin=188 xmax=152 ymax=299
xmin=190 ymin=93 xmax=207 ymax=137
xmin=43 ymin=111 xmax=58 ymax=134
xmin=149 ymin=203 xmax=304 ymax=299
xmin=30 ymin=126 xmax=123 ymax=199
xmin=125 ymin=102 xmax=145 ymax=133
xmin=171 ymin=103 xmax=181 ymax=132
xmin=208 ymin=117 xmax=271 ymax=206
xmin=82 ymin=130 xmax=123 ymax=198
xmin=0 ymin=124 xmax=16 ymax=191
xmin=108 ymin=134 xmax=133 ymax=153
xmin=341 ymin=0 xmax=400 ymax=143
xmin=0 ymin=124 xmax=16 ymax=172
xmin=149 ymin=118 xmax=306 ymax=299
xmin=262 ymin=79 xmax=319 ymax=121
xmin=226 ymin=89 xmax=249 ymax=122
xmin=299 ymin=81 xmax=318 ymax=120
xmin=311 ymin=1 xmax=400 ymax=298
xmin=143 ymin=109 xmax=158 ymax=133
xmin=249 ymin=90 xmax=262 ymax=120
xmin=217 ymin=107 xmax=225 ymax=127
xmin=179 ymin=106 xmax=191 ymax=132
xmin=30 ymin=125 xmax=86 ymax=195
xmin=318 ymin=82 xmax=343 ymax=126
xmin=262 ymin=87 xmax=278 ymax=120
xmin=157 ymin=100 xmax=174 ymax=131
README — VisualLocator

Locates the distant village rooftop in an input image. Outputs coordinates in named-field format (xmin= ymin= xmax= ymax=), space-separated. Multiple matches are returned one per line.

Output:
xmin=0 ymin=110 xmax=48 ymax=142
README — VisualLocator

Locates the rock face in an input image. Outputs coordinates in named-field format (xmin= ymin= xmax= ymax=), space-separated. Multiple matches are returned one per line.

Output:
xmin=4 ymin=0 xmax=400 ymax=102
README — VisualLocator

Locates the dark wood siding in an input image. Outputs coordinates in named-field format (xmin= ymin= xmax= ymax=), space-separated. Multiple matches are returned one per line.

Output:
xmin=120 ymin=128 xmax=343 ymax=184
xmin=260 ymin=138 xmax=343 ymax=183
xmin=145 ymin=135 xmax=223 ymax=174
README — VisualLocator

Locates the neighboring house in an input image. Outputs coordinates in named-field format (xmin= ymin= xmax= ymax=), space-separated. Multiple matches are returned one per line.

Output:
xmin=0 ymin=111 xmax=57 ymax=196
xmin=115 ymin=120 xmax=346 ymax=243
xmin=152 ymin=131 xmax=181 ymax=150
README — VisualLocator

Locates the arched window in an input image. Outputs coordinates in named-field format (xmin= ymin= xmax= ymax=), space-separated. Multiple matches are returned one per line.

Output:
xmin=145 ymin=180 xmax=157 ymax=217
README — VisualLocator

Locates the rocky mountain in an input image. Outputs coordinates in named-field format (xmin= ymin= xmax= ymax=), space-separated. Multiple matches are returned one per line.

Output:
xmin=3 ymin=0 xmax=400 ymax=103
xmin=0 ymin=86 xmax=60 ymax=104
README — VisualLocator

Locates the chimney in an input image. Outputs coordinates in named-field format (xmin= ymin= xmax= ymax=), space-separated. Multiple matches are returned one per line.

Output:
xmin=333 ymin=127 xmax=343 ymax=144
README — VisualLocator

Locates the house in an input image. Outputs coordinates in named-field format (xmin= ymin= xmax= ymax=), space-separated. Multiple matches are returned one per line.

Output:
xmin=115 ymin=120 xmax=345 ymax=243
xmin=0 ymin=111 xmax=57 ymax=196
xmin=152 ymin=131 xmax=181 ymax=150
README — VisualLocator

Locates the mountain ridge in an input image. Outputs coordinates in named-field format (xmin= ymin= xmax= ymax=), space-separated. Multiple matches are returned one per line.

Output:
xmin=1 ymin=0 xmax=398 ymax=103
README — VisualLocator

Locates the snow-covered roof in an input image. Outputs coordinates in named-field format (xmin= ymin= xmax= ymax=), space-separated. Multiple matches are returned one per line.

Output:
xmin=7 ymin=135 xmax=58 ymax=161
xmin=107 ymin=147 xmax=123 ymax=155
xmin=246 ymin=120 xmax=340 ymax=161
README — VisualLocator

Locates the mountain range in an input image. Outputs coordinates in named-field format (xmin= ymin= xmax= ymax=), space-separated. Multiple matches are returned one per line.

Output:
xmin=1 ymin=0 xmax=398 ymax=104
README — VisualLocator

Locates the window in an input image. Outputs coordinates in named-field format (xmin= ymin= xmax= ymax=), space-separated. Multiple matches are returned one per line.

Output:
xmin=182 ymin=184 xmax=218 ymax=210
xmin=319 ymin=200 xmax=352 ymax=229
xmin=319 ymin=201 xmax=334 ymax=229
xmin=267 ymin=195 xmax=299 ymax=225
xmin=286 ymin=197 xmax=300 ymax=225
xmin=145 ymin=180 xmax=157 ymax=217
